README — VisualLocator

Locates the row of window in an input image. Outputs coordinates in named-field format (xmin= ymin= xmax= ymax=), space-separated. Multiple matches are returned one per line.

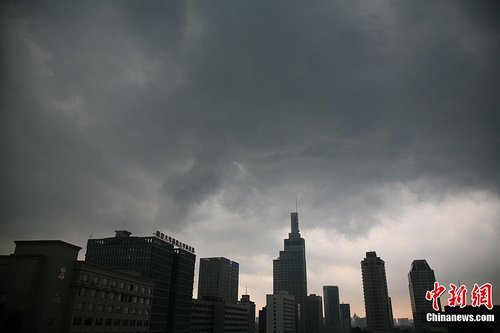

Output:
xmin=72 ymin=317 xmax=149 ymax=327
xmin=81 ymin=274 xmax=152 ymax=294
xmin=79 ymin=287 xmax=152 ymax=303
xmin=75 ymin=302 xmax=150 ymax=316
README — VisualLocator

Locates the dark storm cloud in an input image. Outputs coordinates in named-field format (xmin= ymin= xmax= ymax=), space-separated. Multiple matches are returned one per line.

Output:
xmin=1 ymin=0 xmax=499 ymax=249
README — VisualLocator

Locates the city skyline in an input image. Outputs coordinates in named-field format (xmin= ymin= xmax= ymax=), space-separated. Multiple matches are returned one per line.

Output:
xmin=2 ymin=0 xmax=499 ymax=323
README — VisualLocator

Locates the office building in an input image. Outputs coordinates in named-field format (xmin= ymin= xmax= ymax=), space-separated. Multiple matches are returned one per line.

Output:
xmin=305 ymin=294 xmax=323 ymax=333
xmin=266 ymin=291 xmax=296 ymax=333
xmin=239 ymin=293 xmax=256 ymax=333
xmin=323 ymin=286 xmax=341 ymax=333
xmin=361 ymin=251 xmax=393 ymax=333
xmin=198 ymin=257 xmax=239 ymax=304
xmin=340 ymin=303 xmax=351 ymax=333
xmin=0 ymin=240 xmax=154 ymax=333
xmin=258 ymin=306 xmax=267 ymax=333
xmin=273 ymin=212 xmax=307 ymax=333
xmin=408 ymin=259 xmax=440 ymax=333
xmin=85 ymin=230 xmax=195 ymax=333
xmin=190 ymin=296 xmax=248 ymax=333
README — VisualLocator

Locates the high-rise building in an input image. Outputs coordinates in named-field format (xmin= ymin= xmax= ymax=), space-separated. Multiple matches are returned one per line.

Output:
xmin=85 ymin=230 xmax=195 ymax=333
xmin=323 ymin=286 xmax=341 ymax=333
xmin=266 ymin=291 xmax=296 ymax=333
xmin=239 ymin=294 xmax=256 ymax=333
xmin=273 ymin=212 xmax=307 ymax=333
xmin=340 ymin=303 xmax=351 ymax=333
xmin=305 ymin=294 xmax=323 ymax=333
xmin=408 ymin=259 xmax=440 ymax=333
xmin=198 ymin=257 xmax=239 ymax=304
xmin=361 ymin=251 xmax=393 ymax=333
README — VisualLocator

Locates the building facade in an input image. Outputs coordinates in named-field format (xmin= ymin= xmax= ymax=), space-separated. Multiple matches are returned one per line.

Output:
xmin=238 ymin=294 xmax=256 ymax=333
xmin=266 ymin=291 xmax=296 ymax=333
xmin=305 ymin=294 xmax=323 ymax=333
xmin=85 ymin=230 xmax=195 ymax=333
xmin=408 ymin=259 xmax=440 ymax=333
xmin=323 ymin=285 xmax=341 ymax=333
xmin=273 ymin=212 xmax=307 ymax=333
xmin=190 ymin=296 xmax=248 ymax=333
xmin=361 ymin=251 xmax=393 ymax=333
xmin=198 ymin=257 xmax=239 ymax=304
xmin=0 ymin=240 xmax=154 ymax=333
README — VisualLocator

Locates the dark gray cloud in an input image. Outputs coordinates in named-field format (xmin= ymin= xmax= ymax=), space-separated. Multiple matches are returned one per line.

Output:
xmin=1 ymin=0 xmax=499 ymax=298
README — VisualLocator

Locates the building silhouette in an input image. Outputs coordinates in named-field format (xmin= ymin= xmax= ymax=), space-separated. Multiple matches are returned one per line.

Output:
xmin=198 ymin=257 xmax=239 ymax=304
xmin=340 ymin=303 xmax=351 ymax=333
xmin=266 ymin=291 xmax=296 ymax=333
xmin=305 ymin=294 xmax=323 ymax=333
xmin=273 ymin=212 xmax=307 ymax=333
xmin=0 ymin=240 xmax=154 ymax=333
xmin=238 ymin=293 xmax=256 ymax=333
xmin=361 ymin=251 xmax=393 ymax=333
xmin=408 ymin=259 xmax=440 ymax=333
xmin=85 ymin=230 xmax=195 ymax=333
xmin=258 ymin=306 xmax=267 ymax=333
xmin=323 ymin=285 xmax=341 ymax=333
xmin=190 ymin=296 xmax=248 ymax=332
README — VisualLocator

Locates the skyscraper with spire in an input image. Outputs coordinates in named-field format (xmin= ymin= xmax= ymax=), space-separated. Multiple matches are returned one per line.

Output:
xmin=273 ymin=212 xmax=308 ymax=333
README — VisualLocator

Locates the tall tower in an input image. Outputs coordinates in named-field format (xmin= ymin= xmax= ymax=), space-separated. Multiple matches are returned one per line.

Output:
xmin=408 ymin=259 xmax=440 ymax=333
xmin=323 ymin=286 xmax=341 ymax=333
xmin=273 ymin=212 xmax=307 ymax=333
xmin=361 ymin=251 xmax=393 ymax=333
xmin=198 ymin=257 xmax=239 ymax=304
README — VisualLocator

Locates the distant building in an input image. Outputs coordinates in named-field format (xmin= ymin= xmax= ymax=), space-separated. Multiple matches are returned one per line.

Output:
xmin=190 ymin=296 xmax=248 ymax=333
xmin=323 ymin=286 xmax=341 ymax=333
xmin=258 ymin=306 xmax=267 ymax=333
xmin=273 ymin=212 xmax=307 ymax=333
xmin=408 ymin=259 xmax=440 ymax=333
xmin=352 ymin=313 xmax=366 ymax=329
xmin=85 ymin=230 xmax=196 ymax=333
xmin=0 ymin=240 xmax=154 ymax=333
xmin=340 ymin=303 xmax=351 ymax=333
xmin=361 ymin=251 xmax=393 ymax=333
xmin=305 ymin=294 xmax=323 ymax=333
xmin=198 ymin=257 xmax=239 ymax=304
xmin=266 ymin=291 xmax=296 ymax=333
xmin=238 ymin=294 xmax=256 ymax=333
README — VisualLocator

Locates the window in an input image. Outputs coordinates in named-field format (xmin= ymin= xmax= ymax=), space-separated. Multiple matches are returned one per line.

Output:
xmin=97 ymin=304 xmax=104 ymax=312
xmin=105 ymin=318 xmax=112 ymax=326
xmin=101 ymin=278 xmax=108 ymax=286
xmin=95 ymin=318 xmax=103 ymax=326
xmin=79 ymin=288 xmax=86 ymax=296
xmin=113 ymin=318 xmax=120 ymax=326
xmin=84 ymin=318 xmax=93 ymax=326
xmin=76 ymin=302 xmax=84 ymax=311
xmin=82 ymin=273 xmax=89 ymax=282
xmin=122 ymin=319 xmax=129 ymax=326
xmin=72 ymin=317 xmax=82 ymax=326
xmin=87 ymin=303 xmax=94 ymax=312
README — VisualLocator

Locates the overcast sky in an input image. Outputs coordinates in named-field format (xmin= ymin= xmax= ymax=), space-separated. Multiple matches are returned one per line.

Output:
xmin=1 ymin=0 xmax=499 ymax=319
